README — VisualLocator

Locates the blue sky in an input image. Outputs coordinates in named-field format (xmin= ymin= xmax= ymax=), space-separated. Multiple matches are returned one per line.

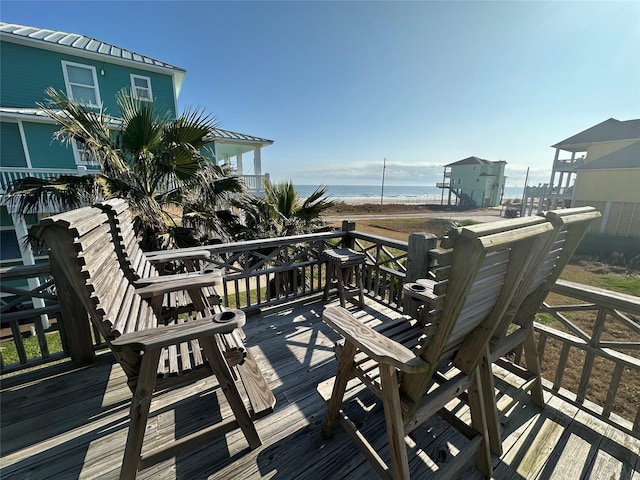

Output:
xmin=2 ymin=1 xmax=639 ymax=188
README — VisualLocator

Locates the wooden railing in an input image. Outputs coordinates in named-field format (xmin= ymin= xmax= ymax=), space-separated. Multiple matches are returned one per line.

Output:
xmin=535 ymin=279 xmax=640 ymax=438
xmin=156 ymin=231 xmax=346 ymax=311
xmin=0 ymin=264 xmax=65 ymax=373
xmin=351 ymin=231 xmax=409 ymax=309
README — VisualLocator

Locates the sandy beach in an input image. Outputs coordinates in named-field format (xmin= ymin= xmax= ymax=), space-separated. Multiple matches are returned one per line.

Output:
xmin=322 ymin=200 xmax=506 ymax=223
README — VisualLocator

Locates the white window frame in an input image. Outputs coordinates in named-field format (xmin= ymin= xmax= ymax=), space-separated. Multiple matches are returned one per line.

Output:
xmin=130 ymin=74 xmax=153 ymax=101
xmin=72 ymin=139 xmax=98 ymax=166
xmin=61 ymin=60 xmax=101 ymax=107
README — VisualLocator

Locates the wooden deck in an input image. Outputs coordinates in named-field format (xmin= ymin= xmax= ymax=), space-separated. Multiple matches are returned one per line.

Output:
xmin=2 ymin=295 xmax=639 ymax=479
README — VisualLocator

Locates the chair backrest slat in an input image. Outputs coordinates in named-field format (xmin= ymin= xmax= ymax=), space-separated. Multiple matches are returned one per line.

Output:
xmin=492 ymin=207 xmax=601 ymax=340
xmin=33 ymin=207 xmax=158 ymax=344
xmin=95 ymin=198 xmax=162 ymax=282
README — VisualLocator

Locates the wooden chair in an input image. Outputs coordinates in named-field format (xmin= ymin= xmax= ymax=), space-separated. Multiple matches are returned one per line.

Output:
xmin=480 ymin=206 xmax=601 ymax=454
xmin=95 ymin=199 xmax=222 ymax=317
xmin=318 ymin=217 xmax=555 ymax=479
xmin=33 ymin=207 xmax=275 ymax=479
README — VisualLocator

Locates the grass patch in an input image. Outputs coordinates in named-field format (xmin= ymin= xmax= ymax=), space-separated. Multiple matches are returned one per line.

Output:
xmin=534 ymin=313 xmax=560 ymax=327
xmin=1 ymin=332 xmax=63 ymax=366
xmin=598 ymin=275 xmax=640 ymax=296
xmin=458 ymin=219 xmax=478 ymax=227
xmin=225 ymin=286 xmax=269 ymax=309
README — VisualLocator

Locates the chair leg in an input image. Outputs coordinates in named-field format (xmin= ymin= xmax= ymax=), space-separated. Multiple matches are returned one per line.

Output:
xmin=523 ymin=327 xmax=545 ymax=407
xmin=322 ymin=341 xmax=357 ymax=438
xmin=200 ymin=335 xmax=262 ymax=449
xmin=478 ymin=352 xmax=503 ymax=455
xmin=337 ymin=268 xmax=346 ymax=307
xmin=323 ymin=262 xmax=333 ymax=301
xmin=356 ymin=264 xmax=365 ymax=307
xmin=120 ymin=349 xmax=162 ymax=480
xmin=379 ymin=364 xmax=410 ymax=480
xmin=468 ymin=365 xmax=493 ymax=479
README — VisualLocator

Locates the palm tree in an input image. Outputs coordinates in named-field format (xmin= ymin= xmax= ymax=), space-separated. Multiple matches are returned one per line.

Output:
xmin=4 ymin=88 xmax=247 ymax=250
xmin=233 ymin=179 xmax=335 ymax=239
xmin=231 ymin=179 xmax=335 ymax=297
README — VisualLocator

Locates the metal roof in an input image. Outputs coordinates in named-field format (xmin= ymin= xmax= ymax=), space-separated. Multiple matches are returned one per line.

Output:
xmin=552 ymin=118 xmax=640 ymax=152
xmin=0 ymin=107 xmax=123 ymax=127
xmin=0 ymin=107 xmax=273 ymax=146
xmin=0 ymin=22 xmax=185 ymax=73
xmin=207 ymin=128 xmax=273 ymax=146
xmin=445 ymin=156 xmax=502 ymax=167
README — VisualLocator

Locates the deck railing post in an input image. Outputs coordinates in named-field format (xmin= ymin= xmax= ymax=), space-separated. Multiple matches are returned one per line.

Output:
xmin=341 ymin=221 xmax=356 ymax=249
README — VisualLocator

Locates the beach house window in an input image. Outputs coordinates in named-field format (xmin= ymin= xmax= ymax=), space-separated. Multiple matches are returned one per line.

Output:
xmin=131 ymin=74 xmax=153 ymax=101
xmin=61 ymin=61 xmax=101 ymax=107
xmin=0 ymin=229 xmax=21 ymax=261
xmin=72 ymin=139 xmax=97 ymax=166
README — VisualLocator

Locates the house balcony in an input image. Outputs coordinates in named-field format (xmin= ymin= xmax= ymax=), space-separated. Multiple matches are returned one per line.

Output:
xmin=553 ymin=160 xmax=578 ymax=172
xmin=524 ymin=184 xmax=574 ymax=201
xmin=553 ymin=158 xmax=585 ymax=173
xmin=0 ymin=167 xmax=270 ymax=204
xmin=239 ymin=173 xmax=269 ymax=193
xmin=1 ymin=228 xmax=638 ymax=478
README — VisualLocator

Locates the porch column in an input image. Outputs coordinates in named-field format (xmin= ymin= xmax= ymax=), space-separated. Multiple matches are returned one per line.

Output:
xmin=9 ymin=209 xmax=50 ymax=330
xmin=236 ymin=153 xmax=243 ymax=174
xmin=253 ymin=147 xmax=262 ymax=176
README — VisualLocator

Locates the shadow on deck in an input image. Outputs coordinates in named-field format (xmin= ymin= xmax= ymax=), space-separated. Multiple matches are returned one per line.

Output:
xmin=2 ymin=295 xmax=639 ymax=479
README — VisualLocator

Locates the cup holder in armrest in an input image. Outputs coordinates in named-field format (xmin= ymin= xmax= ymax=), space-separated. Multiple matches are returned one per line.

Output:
xmin=408 ymin=283 xmax=426 ymax=292
xmin=213 ymin=311 xmax=236 ymax=323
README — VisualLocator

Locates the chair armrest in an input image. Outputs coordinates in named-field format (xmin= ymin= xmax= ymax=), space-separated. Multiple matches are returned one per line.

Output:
xmin=403 ymin=281 xmax=439 ymax=302
xmin=322 ymin=306 xmax=431 ymax=373
xmin=134 ymin=269 xmax=223 ymax=286
xmin=111 ymin=310 xmax=245 ymax=351
xmin=145 ymin=249 xmax=210 ymax=265
xmin=134 ymin=271 xmax=222 ymax=297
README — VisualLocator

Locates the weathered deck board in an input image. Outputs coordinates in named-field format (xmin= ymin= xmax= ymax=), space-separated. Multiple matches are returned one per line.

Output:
xmin=2 ymin=295 xmax=639 ymax=479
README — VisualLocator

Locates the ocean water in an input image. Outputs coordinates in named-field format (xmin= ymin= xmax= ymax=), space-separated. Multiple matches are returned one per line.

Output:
xmin=295 ymin=184 xmax=524 ymax=203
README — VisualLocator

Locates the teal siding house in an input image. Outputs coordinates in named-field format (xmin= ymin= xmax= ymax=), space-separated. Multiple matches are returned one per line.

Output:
xmin=437 ymin=156 xmax=507 ymax=208
xmin=0 ymin=22 xmax=273 ymax=268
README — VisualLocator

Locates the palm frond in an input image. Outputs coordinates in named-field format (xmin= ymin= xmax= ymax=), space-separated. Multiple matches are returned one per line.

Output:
xmin=38 ymin=88 xmax=126 ymax=173
xmin=3 ymin=175 xmax=101 ymax=213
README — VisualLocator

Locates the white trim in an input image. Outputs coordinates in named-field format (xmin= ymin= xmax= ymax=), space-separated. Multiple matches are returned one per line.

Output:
xmin=599 ymin=201 xmax=612 ymax=234
xmin=61 ymin=60 xmax=102 ymax=107
xmin=15 ymin=120 xmax=33 ymax=168
xmin=71 ymin=139 xmax=82 ymax=165
xmin=0 ymin=111 xmax=55 ymax=124
xmin=130 ymin=74 xmax=153 ymax=101
xmin=253 ymin=147 xmax=262 ymax=176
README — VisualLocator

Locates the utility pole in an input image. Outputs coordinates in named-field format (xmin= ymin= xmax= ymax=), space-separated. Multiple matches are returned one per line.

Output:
xmin=521 ymin=167 xmax=530 ymax=216
xmin=380 ymin=158 xmax=387 ymax=210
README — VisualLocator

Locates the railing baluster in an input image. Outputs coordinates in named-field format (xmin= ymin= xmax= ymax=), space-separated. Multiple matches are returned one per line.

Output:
xmin=603 ymin=363 xmax=623 ymax=418
xmin=554 ymin=343 xmax=571 ymax=391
